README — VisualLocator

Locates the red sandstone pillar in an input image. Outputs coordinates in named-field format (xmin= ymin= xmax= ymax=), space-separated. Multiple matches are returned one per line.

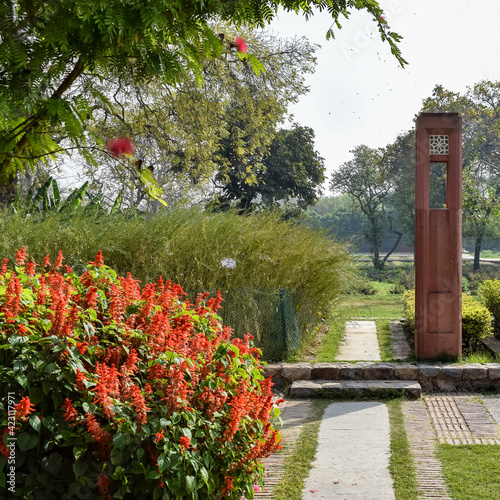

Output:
xmin=415 ymin=113 xmax=462 ymax=359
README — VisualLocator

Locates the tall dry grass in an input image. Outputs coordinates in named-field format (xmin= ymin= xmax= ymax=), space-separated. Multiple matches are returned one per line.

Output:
xmin=0 ymin=208 xmax=353 ymax=358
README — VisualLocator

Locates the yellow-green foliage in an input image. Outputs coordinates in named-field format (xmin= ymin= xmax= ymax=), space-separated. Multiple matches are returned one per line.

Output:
xmin=461 ymin=295 xmax=493 ymax=350
xmin=403 ymin=290 xmax=492 ymax=351
xmin=402 ymin=290 xmax=415 ymax=331
xmin=0 ymin=208 xmax=353 ymax=359
xmin=479 ymin=279 xmax=500 ymax=334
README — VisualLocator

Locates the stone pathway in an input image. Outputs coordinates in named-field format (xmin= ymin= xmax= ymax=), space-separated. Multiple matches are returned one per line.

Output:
xmin=260 ymin=319 xmax=500 ymax=500
xmin=336 ymin=320 xmax=381 ymax=361
xmin=302 ymin=401 xmax=394 ymax=500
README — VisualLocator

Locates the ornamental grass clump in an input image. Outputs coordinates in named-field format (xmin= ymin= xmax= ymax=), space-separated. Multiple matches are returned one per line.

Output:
xmin=0 ymin=248 xmax=282 ymax=499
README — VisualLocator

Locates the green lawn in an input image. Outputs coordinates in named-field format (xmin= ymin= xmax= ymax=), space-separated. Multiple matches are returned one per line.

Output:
xmin=438 ymin=445 xmax=500 ymax=499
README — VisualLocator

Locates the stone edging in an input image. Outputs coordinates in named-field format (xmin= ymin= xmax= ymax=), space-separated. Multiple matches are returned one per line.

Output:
xmin=264 ymin=362 xmax=500 ymax=392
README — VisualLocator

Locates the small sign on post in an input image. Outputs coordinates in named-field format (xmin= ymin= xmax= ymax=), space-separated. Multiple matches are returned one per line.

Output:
xmin=221 ymin=258 xmax=236 ymax=269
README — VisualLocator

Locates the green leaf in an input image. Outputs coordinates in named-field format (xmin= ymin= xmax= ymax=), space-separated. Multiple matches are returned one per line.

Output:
xmin=73 ymin=446 xmax=86 ymax=461
xmin=18 ymin=432 xmax=38 ymax=451
xmin=113 ymin=433 xmax=133 ymax=449
xmin=29 ymin=415 xmax=42 ymax=432
xmin=42 ymin=416 xmax=57 ymax=432
xmin=68 ymin=483 xmax=79 ymax=495
xmin=29 ymin=387 xmax=45 ymax=405
xmin=157 ymin=454 xmax=169 ymax=472
xmin=45 ymin=362 xmax=59 ymax=374
xmin=185 ymin=476 xmax=196 ymax=494
xmin=41 ymin=452 xmax=63 ymax=475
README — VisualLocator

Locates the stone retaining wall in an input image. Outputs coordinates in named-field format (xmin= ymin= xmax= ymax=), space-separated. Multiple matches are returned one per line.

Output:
xmin=264 ymin=362 xmax=500 ymax=392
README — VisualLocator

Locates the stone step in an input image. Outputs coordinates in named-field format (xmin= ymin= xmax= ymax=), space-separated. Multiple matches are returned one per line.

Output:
xmin=290 ymin=379 xmax=422 ymax=400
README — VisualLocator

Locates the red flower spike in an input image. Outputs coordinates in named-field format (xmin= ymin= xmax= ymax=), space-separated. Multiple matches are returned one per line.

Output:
xmin=15 ymin=396 xmax=35 ymax=421
xmin=15 ymin=246 xmax=28 ymax=266
xmin=91 ymin=251 xmax=104 ymax=268
xmin=0 ymin=258 xmax=7 ymax=276
xmin=235 ymin=36 xmax=247 ymax=53
xmin=106 ymin=137 xmax=135 ymax=158
xmin=62 ymin=398 xmax=79 ymax=424
xmin=96 ymin=472 xmax=113 ymax=500
xmin=53 ymin=250 xmax=64 ymax=270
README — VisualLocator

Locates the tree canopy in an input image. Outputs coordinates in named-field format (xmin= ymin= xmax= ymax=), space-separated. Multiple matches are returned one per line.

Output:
xmin=78 ymin=27 xmax=318 ymax=210
xmin=214 ymin=124 xmax=325 ymax=214
xmin=0 ymin=0 xmax=405 ymax=205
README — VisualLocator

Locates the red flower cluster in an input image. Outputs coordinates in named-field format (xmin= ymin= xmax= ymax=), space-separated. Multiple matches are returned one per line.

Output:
xmin=14 ymin=396 xmax=36 ymax=422
xmin=0 ymin=248 xmax=283 ymax=498
xmin=62 ymin=398 xmax=79 ymax=424
xmin=106 ymin=137 xmax=135 ymax=158
xmin=235 ymin=36 xmax=247 ymax=53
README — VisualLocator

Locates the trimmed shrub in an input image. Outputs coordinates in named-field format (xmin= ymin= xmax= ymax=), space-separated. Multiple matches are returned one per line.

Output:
xmin=461 ymin=295 xmax=493 ymax=351
xmin=402 ymin=290 xmax=415 ymax=332
xmin=402 ymin=290 xmax=492 ymax=352
xmin=0 ymin=249 xmax=282 ymax=499
xmin=479 ymin=279 xmax=500 ymax=337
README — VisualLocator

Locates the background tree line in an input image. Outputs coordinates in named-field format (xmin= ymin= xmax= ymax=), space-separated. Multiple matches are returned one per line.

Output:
xmin=308 ymin=81 xmax=500 ymax=271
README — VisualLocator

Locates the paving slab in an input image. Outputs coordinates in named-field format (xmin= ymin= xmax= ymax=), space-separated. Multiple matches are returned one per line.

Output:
xmin=302 ymin=401 xmax=394 ymax=499
xmin=336 ymin=320 xmax=381 ymax=361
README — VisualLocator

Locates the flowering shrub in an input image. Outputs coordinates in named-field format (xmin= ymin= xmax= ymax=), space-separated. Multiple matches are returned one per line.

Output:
xmin=0 ymin=248 xmax=282 ymax=499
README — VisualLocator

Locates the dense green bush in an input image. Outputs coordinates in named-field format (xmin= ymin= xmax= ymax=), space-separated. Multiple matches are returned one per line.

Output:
xmin=402 ymin=290 xmax=492 ymax=352
xmin=0 ymin=208 xmax=353 ymax=359
xmin=479 ymin=279 xmax=500 ymax=337
xmin=461 ymin=295 xmax=493 ymax=351
xmin=0 ymin=249 xmax=282 ymax=499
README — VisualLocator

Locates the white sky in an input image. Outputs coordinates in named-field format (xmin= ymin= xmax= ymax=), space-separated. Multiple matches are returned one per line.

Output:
xmin=268 ymin=0 xmax=500 ymax=188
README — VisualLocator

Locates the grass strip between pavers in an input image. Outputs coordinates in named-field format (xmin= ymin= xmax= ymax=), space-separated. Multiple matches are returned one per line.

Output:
xmin=272 ymin=400 xmax=329 ymax=500
xmin=387 ymin=398 xmax=419 ymax=500
xmin=438 ymin=444 xmax=500 ymax=499
xmin=376 ymin=318 xmax=394 ymax=361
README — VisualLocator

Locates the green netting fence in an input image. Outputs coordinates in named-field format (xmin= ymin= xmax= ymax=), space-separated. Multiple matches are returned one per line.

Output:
xmin=219 ymin=287 xmax=300 ymax=361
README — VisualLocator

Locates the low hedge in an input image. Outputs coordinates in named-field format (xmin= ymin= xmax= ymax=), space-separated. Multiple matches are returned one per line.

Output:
xmin=402 ymin=290 xmax=492 ymax=352
xmin=0 ymin=249 xmax=282 ymax=499
xmin=461 ymin=295 xmax=493 ymax=351
xmin=479 ymin=279 xmax=500 ymax=336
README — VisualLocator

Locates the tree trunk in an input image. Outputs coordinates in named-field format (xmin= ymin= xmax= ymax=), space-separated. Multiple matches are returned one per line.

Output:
xmin=372 ymin=234 xmax=382 ymax=269
xmin=0 ymin=163 xmax=17 ymax=208
xmin=381 ymin=221 xmax=403 ymax=268
xmin=473 ymin=235 xmax=483 ymax=273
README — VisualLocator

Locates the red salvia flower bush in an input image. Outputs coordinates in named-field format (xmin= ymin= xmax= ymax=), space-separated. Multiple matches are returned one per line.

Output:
xmin=0 ymin=249 xmax=282 ymax=498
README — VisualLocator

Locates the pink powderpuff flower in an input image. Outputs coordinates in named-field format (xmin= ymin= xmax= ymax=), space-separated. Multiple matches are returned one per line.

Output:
xmin=253 ymin=485 xmax=262 ymax=492
xmin=235 ymin=37 xmax=247 ymax=53
xmin=106 ymin=137 xmax=135 ymax=158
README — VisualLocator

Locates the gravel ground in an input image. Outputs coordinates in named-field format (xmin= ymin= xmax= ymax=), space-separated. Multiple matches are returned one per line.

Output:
xmin=482 ymin=395 xmax=500 ymax=426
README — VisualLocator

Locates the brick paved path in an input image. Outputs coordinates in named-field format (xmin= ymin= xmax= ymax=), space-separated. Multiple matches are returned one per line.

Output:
xmin=404 ymin=393 xmax=500 ymax=500
xmin=254 ymin=399 xmax=312 ymax=499
xmin=426 ymin=393 xmax=500 ymax=445
xmin=402 ymin=400 xmax=452 ymax=500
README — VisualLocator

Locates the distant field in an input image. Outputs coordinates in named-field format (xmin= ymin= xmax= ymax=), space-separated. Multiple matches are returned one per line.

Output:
xmin=339 ymin=294 xmax=404 ymax=319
